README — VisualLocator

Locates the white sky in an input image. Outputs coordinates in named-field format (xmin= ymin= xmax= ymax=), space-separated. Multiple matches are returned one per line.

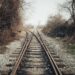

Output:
xmin=22 ymin=0 xmax=70 ymax=26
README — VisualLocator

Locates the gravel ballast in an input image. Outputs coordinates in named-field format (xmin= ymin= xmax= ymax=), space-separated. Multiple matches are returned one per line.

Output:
xmin=0 ymin=31 xmax=26 ymax=71
xmin=41 ymin=33 xmax=75 ymax=73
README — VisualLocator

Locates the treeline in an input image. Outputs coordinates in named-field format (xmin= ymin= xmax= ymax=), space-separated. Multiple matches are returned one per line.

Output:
xmin=42 ymin=0 xmax=75 ymax=43
xmin=0 ymin=0 xmax=24 ymax=44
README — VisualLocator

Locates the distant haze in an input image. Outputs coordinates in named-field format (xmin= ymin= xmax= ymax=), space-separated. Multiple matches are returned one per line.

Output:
xmin=22 ymin=0 xmax=70 ymax=27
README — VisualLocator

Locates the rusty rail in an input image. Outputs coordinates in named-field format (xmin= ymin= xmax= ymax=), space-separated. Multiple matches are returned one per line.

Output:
xmin=10 ymin=32 xmax=33 ymax=75
xmin=10 ymin=31 xmax=62 ymax=75
xmin=31 ymin=31 xmax=62 ymax=75
xmin=36 ymin=31 xmax=62 ymax=75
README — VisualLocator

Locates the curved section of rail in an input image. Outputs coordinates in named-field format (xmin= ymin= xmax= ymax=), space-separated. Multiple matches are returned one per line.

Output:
xmin=31 ymin=30 xmax=62 ymax=75
xmin=36 ymin=31 xmax=62 ymax=75
xmin=10 ymin=32 xmax=33 ymax=75
xmin=9 ymin=31 xmax=62 ymax=75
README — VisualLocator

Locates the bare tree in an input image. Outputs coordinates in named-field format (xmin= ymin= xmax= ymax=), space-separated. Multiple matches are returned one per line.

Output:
xmin=72 ymin=0 xmax=75 ymax=24
xmin=61 ymin=0 xmax=75 ymax=25
xmin=42 ymin=14 xmax=65 ymax=35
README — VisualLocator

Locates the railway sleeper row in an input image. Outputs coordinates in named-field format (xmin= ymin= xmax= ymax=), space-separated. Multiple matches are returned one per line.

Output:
xmin=1 ymin=32 xmax=75 ymax=75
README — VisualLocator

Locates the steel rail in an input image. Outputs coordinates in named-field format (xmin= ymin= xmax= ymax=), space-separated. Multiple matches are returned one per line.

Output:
xmin=37 ymin=31 xmax=62 ymax=75
xmin=10 ymin=32 xmax=33 ymax=75
xmin=10 ymin=31 xmax=62 ymax=75
xmin=32 ymin=31 xmax=62 ymax=75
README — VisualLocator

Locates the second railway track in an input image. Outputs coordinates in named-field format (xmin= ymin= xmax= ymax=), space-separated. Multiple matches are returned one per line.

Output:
xmin=5 ymin=31 xmax=63 ymax=75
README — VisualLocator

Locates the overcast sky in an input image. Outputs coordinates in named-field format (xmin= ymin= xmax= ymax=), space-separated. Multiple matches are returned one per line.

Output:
xmin=22 ymin=0 xmax=70 ymax=26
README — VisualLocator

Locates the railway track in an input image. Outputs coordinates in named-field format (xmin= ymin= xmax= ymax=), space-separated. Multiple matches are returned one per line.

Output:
xmin=2 ymin=31 xmax=64 ymax=75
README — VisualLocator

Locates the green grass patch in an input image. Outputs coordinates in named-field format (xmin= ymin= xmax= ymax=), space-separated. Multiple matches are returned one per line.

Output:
xmin=67 ymin=44 xmax=75 ymax=55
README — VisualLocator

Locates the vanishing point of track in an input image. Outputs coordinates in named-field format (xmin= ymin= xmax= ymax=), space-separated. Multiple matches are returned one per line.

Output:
xmin=9 ymin=31 xmax=62 ymax=75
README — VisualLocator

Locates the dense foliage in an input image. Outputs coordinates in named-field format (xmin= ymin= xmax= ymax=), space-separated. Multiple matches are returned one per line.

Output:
xmin=0 ymin=0 xmax=22 ymax=30
xmin=0 ymin=0 xmax=24 ymax=44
